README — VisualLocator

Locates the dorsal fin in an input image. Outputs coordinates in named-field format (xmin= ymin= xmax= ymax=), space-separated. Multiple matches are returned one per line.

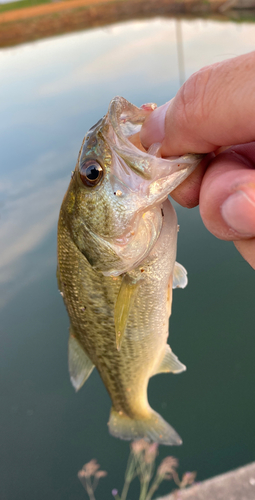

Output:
xmin=114 ymin=274 xmax=140 ymax=351
xmin=154 ymin=345 xmax=186 ymax=375
xmin=173 ymin=262 xmax=188 ymax=289
xmin=68 ymin=328 xmax=95 ymax=392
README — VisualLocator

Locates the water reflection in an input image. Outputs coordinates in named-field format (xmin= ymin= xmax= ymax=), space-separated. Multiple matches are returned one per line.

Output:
xmin=0 ymin=151 xmax=73 ymax=307
xmin=175 ymin=20 xmax=185 ymax=87
xmin=0 ymin=17 xmax=255 ymax=500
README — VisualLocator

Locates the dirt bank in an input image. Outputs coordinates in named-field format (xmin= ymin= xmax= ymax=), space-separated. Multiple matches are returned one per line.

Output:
xmin=0 ymin=0 xmax=233 ymax=49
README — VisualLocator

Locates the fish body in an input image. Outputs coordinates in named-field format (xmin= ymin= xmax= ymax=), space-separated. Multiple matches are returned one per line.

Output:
xmin=57 ymin=97 xmax=202 ymax=445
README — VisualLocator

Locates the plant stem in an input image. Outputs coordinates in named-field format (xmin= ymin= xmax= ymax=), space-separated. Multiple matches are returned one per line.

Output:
xmin=139 ymin=480 xmax=149 ymax=500
xmin=85 ymin=483 xmax=96 ymax=500
xmin=145 ymin=475 xmax=162 ymax=500
xmin=92 ymin=476 xmax=99 ymax=492
xmin=172 ymin=470 xmax=181 ymax=488
xmin=121 ymin=479 xmax=131 ymax=500
xmin=121 ymin=454 xmax=136 ymax=500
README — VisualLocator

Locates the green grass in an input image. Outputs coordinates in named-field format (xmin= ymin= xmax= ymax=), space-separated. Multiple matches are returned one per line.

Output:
xmin=0 ymin=0 xmax=74 ymax=14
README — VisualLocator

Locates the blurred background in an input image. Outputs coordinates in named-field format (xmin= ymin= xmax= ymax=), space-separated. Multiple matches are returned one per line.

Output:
xmin=0 ymin=1 xmax=255 ymax=499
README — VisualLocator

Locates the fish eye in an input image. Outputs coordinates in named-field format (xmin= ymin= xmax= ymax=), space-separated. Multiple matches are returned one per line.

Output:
xmin=79 ymin=160 xmax=104 ymax=187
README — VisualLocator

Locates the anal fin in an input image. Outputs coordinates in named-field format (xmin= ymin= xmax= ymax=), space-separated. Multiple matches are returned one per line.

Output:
xmin=68 ymin=328 xmax=95 ymax=392
xmin=154 ymin=345 xmax=186 ymax=375
xmin=173 ymin=262 xmax=188 ymax=289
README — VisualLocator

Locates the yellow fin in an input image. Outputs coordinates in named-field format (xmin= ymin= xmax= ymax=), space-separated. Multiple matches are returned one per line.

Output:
xmin=173 ymin=262 xmax=188 ymax=289
xmin=108 ymin=407 xmax=182 ymax=445
xmin=68 ymin=329 xmax=95 ymax=392
xmin=154 ymin=345 xmax=186 ymax=375
xmin=114 ymin=274 xmax=140 ymax=351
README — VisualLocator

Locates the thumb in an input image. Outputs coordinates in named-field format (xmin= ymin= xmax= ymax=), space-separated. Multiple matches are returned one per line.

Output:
xmin=140 ymin=52 xmax=255 ymax=156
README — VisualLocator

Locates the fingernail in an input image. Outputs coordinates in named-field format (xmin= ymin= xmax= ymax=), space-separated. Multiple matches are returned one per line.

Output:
xmin=221 ymin=189 xmax=255 ymax=236
xmin=140 ymin=102 xmax=170 ymax=148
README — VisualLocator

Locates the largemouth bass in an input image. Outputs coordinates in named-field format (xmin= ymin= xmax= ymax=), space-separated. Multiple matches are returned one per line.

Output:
xmin=57 ymin=97 xmax=202 ymax=445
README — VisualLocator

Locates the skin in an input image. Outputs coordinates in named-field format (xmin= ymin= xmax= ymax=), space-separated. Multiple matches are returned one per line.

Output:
xmin=140 ymin=51 xmax=255 ymax=270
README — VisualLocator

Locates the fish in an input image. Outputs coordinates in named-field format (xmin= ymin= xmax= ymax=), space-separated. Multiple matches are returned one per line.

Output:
xmin=57 ymin=96 xmax=202 ymax=445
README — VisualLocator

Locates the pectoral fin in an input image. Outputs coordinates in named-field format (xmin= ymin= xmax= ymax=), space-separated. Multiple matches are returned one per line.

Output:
xmin=114 ymin=274 xmax=140 ymax=351
xmin=154 ymin=345 xmax=186 ymax=375
xmin=173 ymin=262 xmax=188 ymax=289
xmin=68 ymin=330 xmax=95 ymax=392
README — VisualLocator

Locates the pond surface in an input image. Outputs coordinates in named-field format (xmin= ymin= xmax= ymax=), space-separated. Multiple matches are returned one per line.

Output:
xmin=0 ymin=17 xmax=255 ymax=500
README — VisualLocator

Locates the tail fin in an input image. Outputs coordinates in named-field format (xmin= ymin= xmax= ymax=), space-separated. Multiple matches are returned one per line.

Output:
xmin=108 ymin=408 xmax=182 ymax=446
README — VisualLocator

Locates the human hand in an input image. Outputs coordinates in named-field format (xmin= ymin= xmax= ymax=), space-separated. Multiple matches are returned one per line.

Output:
xmin=140 ymin=51 xmax=255 ymax=269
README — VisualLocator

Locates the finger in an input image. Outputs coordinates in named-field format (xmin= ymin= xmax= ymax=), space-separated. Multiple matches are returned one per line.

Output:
xmin=170 ymin=154 xmax=213 ymax=208
xmin=140 ymin=102 xmax=170 ymax=148
xmin=199 ymin=144 xmax=255 ymax=269
xmin=234 ymin=239 xmax=255 ymax=270
xmin=140 ymin=52 xmax=255 ymax=156
xmin=128 ymin=132 xmax=146 ymax=152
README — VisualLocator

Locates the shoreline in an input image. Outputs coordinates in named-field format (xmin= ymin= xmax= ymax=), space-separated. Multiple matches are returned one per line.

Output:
xmin=1 ymin=0 xmax=255 ymax=49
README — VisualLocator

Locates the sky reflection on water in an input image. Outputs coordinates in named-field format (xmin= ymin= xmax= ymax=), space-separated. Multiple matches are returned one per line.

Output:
xmin=0 ymin=17 xmax=255 ymax=500
xmin=0 ymin=18 xmax=254 ymax=309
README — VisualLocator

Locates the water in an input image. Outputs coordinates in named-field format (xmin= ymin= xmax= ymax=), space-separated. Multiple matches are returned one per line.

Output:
xmin=0 ymin=17 xmax=255 ymax=500
xmin=0 ymin=0 xmax=22 ymax=3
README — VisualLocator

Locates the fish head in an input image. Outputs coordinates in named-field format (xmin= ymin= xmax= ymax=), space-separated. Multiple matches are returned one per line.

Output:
xmin=61 ymin=97 xmax=203 ymax=276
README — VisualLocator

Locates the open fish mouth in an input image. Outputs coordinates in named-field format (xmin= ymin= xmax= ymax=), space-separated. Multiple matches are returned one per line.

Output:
xmin=105 ymin=96 xmax=203 ymax=187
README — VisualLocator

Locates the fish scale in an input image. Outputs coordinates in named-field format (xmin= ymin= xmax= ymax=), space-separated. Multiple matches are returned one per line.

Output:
xmin=58 ymin=97 xmax=203 ymax=444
